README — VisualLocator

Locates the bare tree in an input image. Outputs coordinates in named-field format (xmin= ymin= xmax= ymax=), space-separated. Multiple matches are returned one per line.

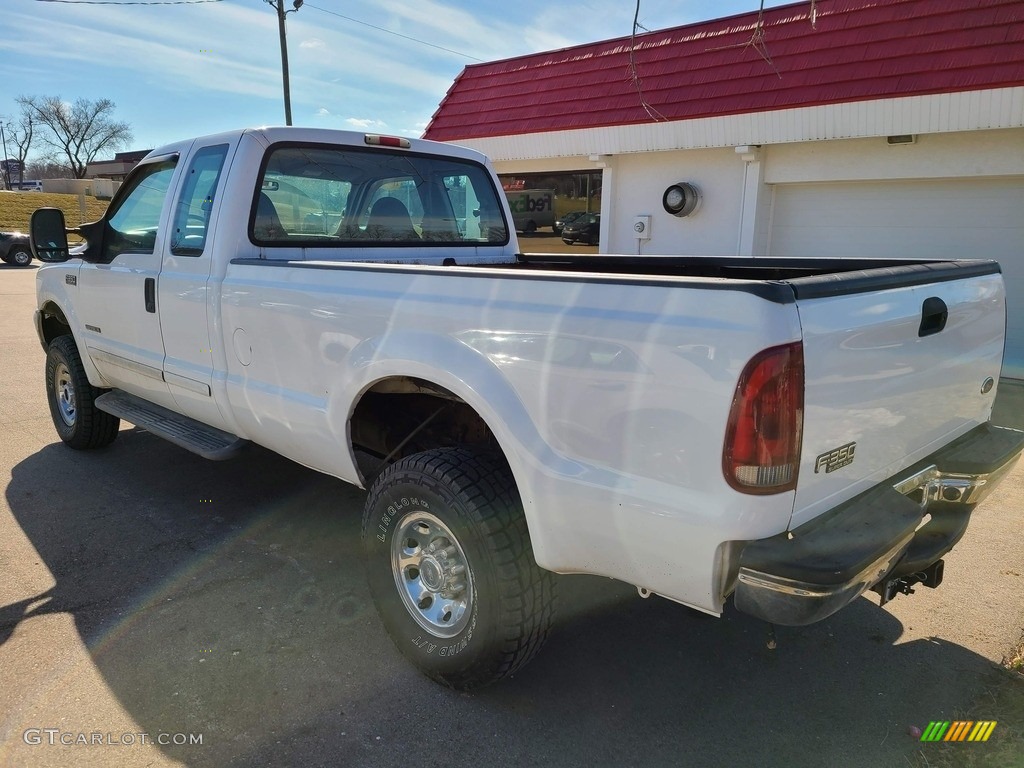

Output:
xmin=25 ymin=158 xmax=74 ymax=180
xmin=7 ymin=110 xmax=35 ymax=186
xmin=17 ymin=95 xmax=132 ymax=179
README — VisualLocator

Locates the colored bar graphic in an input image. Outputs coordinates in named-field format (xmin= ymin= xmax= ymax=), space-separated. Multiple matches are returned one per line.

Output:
xmin=968 ymin=721 xmax=997 ymax=742
xmin=921 ymin=721 xmax=950 ymax=742
xmin=920 ymin=720 xmax=996 ymax=742
xmin=945 ymin=721 xmax=971 ymax=741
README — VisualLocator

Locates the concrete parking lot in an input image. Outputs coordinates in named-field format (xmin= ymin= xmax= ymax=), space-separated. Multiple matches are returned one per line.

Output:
xmin=1 ymin=262 xmax=1022 ymax=767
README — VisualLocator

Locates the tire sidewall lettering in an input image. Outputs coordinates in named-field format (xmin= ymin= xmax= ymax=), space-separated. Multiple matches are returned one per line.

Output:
xmin=411 ymin=602 xmax=477 ymax=658
xmin=377 ymin=495 xmax=429 ymax=542
xmin=437 ymin=611 xmax=476 ymax=657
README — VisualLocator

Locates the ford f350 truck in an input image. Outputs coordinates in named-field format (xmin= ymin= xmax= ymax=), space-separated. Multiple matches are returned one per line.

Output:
xmin=29 ymin=127 xmax=1024 ymax=689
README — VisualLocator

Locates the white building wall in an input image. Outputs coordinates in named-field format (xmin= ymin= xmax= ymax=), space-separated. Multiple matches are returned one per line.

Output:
xmin=764 ymin=128 xmax=1024 ymax=184
xmin=605 ymin=148 xmax=745 ymax=256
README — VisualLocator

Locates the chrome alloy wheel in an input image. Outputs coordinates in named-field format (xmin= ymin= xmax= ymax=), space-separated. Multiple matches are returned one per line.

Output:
xmin=54 ymin=362 xmax=77 ymax=427
xmin=391 ymin=511 xmax=474 ymax=638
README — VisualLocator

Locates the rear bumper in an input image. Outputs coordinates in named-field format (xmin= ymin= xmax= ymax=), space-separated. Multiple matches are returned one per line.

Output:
xmin=733 ymin=423 xmax=1024 ymax=626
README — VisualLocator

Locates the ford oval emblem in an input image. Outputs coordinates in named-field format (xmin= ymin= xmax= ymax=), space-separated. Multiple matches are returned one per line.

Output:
xmin=981 ymin=377 xmax=995 ymax=394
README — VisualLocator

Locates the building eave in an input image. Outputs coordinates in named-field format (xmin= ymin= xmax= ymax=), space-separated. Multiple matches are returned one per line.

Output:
xmin=444 ymin=86 xmax=1024 ymax=162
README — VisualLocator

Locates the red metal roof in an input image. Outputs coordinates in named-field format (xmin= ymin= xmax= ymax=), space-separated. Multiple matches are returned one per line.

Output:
xmin=423 ymin=0 xmax=1024 ymax=142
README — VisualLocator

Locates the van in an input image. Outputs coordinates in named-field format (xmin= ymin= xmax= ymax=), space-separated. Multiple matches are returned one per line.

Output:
xmin=17 ymin=180 xmax=44 ymax=192
xmin=503 ymin=189 xmax=555 ymax=233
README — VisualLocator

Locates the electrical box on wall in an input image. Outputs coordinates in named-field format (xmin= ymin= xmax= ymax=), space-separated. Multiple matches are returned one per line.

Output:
xmin=633 ymin=215 xmax=651 ymax=240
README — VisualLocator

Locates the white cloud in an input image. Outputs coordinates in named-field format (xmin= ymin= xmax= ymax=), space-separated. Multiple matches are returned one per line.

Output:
xmin=315 ymin=107 xmax=332 ymax=118
xmin=300 ymin=38 xmax=326 ymax=49
xmin=345 ymin=118 xmax=388 ymax=129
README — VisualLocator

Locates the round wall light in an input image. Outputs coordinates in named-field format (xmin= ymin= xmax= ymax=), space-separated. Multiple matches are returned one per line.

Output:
xmin=662 ymin=182 xmax=702 ymax=217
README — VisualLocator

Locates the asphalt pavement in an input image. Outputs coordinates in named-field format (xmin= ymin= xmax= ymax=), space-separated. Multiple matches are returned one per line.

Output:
xmin=1 ymin=262 xmax=1022 ymax=767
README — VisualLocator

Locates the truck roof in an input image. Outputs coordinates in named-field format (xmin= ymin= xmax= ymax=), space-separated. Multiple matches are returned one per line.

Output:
xmin=145 ymin=126 xmax=491 ymax=166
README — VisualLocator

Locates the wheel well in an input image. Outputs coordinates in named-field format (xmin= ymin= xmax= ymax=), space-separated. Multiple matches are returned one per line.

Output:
xmin=350 ymin=377 xmax=498 ymax=473
xmin=40 ymin=303 xmax=72 ymax=346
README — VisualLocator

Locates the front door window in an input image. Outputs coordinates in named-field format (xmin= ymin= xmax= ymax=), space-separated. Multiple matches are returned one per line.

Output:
xmin=102 ymin=160 xmax=177 ymax=261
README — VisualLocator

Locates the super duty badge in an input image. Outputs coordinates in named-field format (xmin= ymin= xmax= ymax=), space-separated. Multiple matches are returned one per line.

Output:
xmin=815 ymin=442 xmax=856 ymax=474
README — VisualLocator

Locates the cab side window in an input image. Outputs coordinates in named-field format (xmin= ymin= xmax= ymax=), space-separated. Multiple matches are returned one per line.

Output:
xmin=171 ymin=144 xmax=229 ymax=256
xmin=103 ymin=160 xmax=177 ymax=261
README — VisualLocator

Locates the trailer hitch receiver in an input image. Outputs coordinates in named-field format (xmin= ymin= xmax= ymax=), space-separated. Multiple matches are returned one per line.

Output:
xmin=875 ymin=559 xmax=944 ymax=606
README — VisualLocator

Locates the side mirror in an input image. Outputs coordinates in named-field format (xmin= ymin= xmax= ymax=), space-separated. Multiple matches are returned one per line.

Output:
xmin=30 ymin=208 xmax=71 ymax=262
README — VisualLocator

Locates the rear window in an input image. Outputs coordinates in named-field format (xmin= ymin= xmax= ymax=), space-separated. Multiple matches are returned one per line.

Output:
xmin=250 ymin=144 xmax=509 ymax=247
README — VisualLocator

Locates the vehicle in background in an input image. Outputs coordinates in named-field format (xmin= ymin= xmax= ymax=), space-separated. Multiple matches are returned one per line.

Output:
xmin=561 ymin=212 xmax=600 ymax=245
xmin=504 ymin=188 xmax=555 ymax=233
xmin=553 ymin=210 xmax=587 ymax=235
xmin=15 ymin=180 xmax=44 ymax=192
xmin=0 ymin=231 xmax=33 ymax=266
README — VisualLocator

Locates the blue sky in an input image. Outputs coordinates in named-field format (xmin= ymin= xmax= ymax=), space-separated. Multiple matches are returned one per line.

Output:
xmin=1 ymin=0 xmax=794 ymax=158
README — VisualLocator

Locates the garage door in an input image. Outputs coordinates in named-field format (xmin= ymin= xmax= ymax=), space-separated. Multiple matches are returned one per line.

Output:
xmin=768 ymin=177 xmax=1024 ymax=377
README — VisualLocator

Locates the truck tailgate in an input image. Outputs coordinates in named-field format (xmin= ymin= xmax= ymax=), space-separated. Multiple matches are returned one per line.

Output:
xmin=790 ymin=264 xmax=1006 ymax=528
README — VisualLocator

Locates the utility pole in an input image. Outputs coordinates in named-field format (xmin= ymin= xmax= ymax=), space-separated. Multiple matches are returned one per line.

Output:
xmin=265 ymin=0 xmax=303 ymax=126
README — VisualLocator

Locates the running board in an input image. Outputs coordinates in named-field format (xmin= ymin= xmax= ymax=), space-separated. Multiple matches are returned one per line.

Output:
xmin=95 ymin=390 xmax=248 ymax=460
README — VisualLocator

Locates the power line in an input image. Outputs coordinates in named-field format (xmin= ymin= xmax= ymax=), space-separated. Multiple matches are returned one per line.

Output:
xmin=627 ymin=0 xmax=666 ymax=121
xmin=303 ymin=3 xmax=484 ymax=62
xmin=36 ymin=0 xmax=223 ymax=5
xmin=35 ymin=0 xmax=482 ymax=61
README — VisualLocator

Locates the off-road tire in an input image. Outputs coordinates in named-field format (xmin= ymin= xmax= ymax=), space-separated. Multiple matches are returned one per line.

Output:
xmin=362 ymin=447 xmax=556 ymax=689
xmin=45 ymin=335 xmax=120 ymax=449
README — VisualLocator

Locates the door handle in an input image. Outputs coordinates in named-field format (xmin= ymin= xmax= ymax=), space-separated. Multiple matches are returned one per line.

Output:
xmin=144 ymin=277 xmax=156 ymax=314
xmin=918 ymin=296 xmax=947 ymax=337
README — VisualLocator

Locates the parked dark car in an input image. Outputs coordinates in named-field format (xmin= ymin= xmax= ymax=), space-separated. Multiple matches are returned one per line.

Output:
xmin=561 ymin=213 xmax=600 ymax=245
xmin=553 ymin=210 xmax=587 ymax=235
xmin=0 ymin=231 xmax=33 ymax=266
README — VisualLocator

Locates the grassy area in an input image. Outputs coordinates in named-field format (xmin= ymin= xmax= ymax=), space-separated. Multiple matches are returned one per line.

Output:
xmin=0 ymin=191 xmax=109 ymax=232
xmin=911 ymin=633 xmax=1024 ymax=767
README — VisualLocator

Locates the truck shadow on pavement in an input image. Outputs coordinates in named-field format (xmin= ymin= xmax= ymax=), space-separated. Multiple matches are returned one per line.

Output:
xmin=4 ymin=429 xmax=1004 ymax=768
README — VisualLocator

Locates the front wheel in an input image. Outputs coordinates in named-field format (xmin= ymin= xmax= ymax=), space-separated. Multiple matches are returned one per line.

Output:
xmin=45 ymin=335 xmax=120 ymax=449
xmin=362 ymin=447 xmax=555 ymax=689
xmin=9 ymin=247 xmax=32 ymax=266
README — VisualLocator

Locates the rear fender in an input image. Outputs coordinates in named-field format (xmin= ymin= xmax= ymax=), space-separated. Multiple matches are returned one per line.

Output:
xmin=338 ymin=329 xmax=579 ymax=568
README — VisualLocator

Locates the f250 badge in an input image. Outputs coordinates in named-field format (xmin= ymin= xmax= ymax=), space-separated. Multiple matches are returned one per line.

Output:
xmin=815 ymin=442 xmax=856 ymax=474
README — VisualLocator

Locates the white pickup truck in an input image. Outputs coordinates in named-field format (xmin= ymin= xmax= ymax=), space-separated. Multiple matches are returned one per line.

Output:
xmin=29 ymin=127 xmax=1024 ymax=689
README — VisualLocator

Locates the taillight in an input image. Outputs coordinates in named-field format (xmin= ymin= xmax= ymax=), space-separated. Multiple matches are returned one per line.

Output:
xmin=723 ymin=342 xmax=804 ymax=494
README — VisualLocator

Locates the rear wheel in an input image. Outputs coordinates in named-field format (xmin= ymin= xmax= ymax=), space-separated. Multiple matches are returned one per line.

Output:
xmin=362 ymin=447 xmax=555 ymax=689
xmin=45 ymin=335 xmax=120 ymax=449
